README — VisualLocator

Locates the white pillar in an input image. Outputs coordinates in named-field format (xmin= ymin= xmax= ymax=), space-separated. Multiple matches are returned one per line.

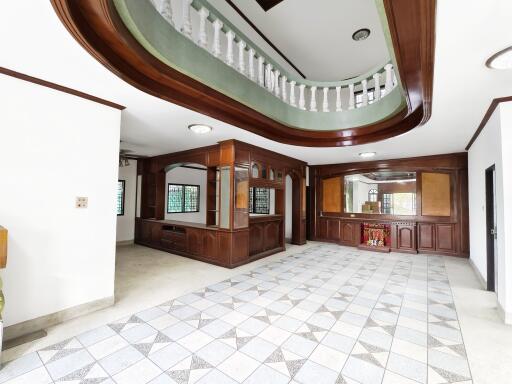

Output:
xmin=362 ymin=79 xmax=368 ymax=107
xmin=310 ymin=86 xmax=317 ymax=112
xmin=226 ymin=30 xmax=235 ymax=67
xmin=160 ymin=0 xmax=174 ymax=26
xmin=373 ymin=73 xmax=381 ymax=101
xmin=281 ymin=76 xmax=287 ymax=102
xmin=237 ymin=40 xmax=246 ymax=74
xmin=198 ymin=7 xmax=209 ymax=48
xmin=258 ymin=56 xmax=265 ymax=86
xmin=348 ymin=83 xmax=355 ymax=110
xmin=248 ymin=48 xmax=256 ymax=81
xmin=322 ymin=87 xmax=329 ymax=112
xmin=290 ymin=81 xmax=297 ymax=107
xmin=274 ymin=70 xmax=280 ymax=97
xmin=181 ymin=0 xmax=193 ymax=38
xmin=298 ymin=84 xmax=306 ymax=110
xmin=335 ymin=86 xmax=342 ymax=111
xmin=212 ymin=19 xmax=223 ymax=58
xmin=384 ymin=63 xmax=393 ymax=94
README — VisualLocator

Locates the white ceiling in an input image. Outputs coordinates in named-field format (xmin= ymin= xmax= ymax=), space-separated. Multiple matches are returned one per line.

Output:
xmin=1 ymin=1 xmax=512 ymax=166
xmin=207 ymin=0 xmax=390 ymax=81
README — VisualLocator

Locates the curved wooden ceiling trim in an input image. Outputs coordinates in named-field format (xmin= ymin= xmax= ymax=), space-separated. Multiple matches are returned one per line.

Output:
xmin=50 ymin=0 xmax=435 ymax=147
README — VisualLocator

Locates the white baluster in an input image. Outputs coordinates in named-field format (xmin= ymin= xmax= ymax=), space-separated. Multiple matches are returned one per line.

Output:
xmin=348 ymin=83 xmax=355 ymax=110
xmin=160 ymin=0 xmax=174 ymax=26
xmin=265 ymin=63 xmax=273 ymax=91
xmin=373 ymin=73 xmax=381 ymax=101
xmin=290 ymin=81 xmax=297 ymax=107
xmin=310 ymin=86 xmax=317 ymax=112
xmin=274 ymin=70 xmax=280 ymax=97
xmin=362 ymin=79 xmax=368 ymax=107
xmin=298 ymin=84 xmax=306 ymax=110
xmin=258 ymin=56 xmax=265 ymax=86
xmin=393 ymin=69 xmax=398 ymax=88
xmin=384 ymin=63 xmax=393 ymax=94
xmin=281 ymin=76 xmax=287 ymax=102
xmin=237 ymin=40 xmax=246 ymax=74
xmin=198 ymin=7 xmax=209 ymax=48
xmin=225 ymin=30 xmax=235 ymax=67
xmin=211 ymin=19 xmax=223 ymax=58
xmin=335 ymin=86 xmax=342 ymax=111
xmin=181 ymin=0 xmax=193 ymax=38
xmin=248 ymin=48 xmax=255 ymax=81
xmin=322 ymin=87 xmax=329 ymax=112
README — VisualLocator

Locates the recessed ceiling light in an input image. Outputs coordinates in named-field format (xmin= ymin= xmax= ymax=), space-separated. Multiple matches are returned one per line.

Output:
xmin=188 ymin=124 xmax=212 ymax=134
xmin=359 ymin=152 xmax=376 ymax=158
xmin=352 ymin=28 xmax=371 ymax=42
xmin=486 ymin=46 xmax=512 ymax=69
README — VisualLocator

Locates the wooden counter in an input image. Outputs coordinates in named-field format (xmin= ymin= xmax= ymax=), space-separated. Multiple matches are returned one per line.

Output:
xmin=249 ymin=215 xmax=285 ymax=258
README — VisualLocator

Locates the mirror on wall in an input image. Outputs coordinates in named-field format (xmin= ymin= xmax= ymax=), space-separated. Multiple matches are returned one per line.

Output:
xmin=344 ymin=171 xmax=417 ymax=215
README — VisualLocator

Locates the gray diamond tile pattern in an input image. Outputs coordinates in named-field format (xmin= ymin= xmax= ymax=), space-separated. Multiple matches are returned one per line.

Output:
xmin=0 ymin=244 xmax=473 ymax=384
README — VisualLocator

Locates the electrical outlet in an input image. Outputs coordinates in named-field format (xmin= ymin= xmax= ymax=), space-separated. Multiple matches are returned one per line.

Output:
xmin=76 ymin=197 xmax=88 ymax=208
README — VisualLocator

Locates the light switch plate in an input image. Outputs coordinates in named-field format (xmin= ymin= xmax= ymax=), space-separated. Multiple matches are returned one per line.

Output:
xmin=76 ymin=197 xmax=88 ymax=208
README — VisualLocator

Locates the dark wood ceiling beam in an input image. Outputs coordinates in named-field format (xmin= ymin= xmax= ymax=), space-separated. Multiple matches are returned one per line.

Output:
xmin=254 ymin=0 xmax=285 ymax=12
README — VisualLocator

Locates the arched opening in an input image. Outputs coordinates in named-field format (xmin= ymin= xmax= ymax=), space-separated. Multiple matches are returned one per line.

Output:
xmin=286 ymin=170 xmax=307 ymax=246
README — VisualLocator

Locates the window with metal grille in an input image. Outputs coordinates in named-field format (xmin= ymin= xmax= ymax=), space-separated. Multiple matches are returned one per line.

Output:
xmin=167 ymin=183 xmax=200 ymax=213
xmin=355 ymin=86 xmax=387 ymax=108
xmin=249 ymin=187 xmax=270 ymax=214
xmin=383 ymin=193 xmax=392 ymax=214
xmin=117 ymin=180 xmax=125 ymax=216
xmin=368 ymin=189 xmax=378 ymax=202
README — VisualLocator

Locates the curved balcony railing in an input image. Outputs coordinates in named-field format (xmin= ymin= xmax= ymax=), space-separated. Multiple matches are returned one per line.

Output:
xmin=148 ymin=0 xmax=399 ymax=114
xmin=110 ymin=0 xmax=407 ymax=132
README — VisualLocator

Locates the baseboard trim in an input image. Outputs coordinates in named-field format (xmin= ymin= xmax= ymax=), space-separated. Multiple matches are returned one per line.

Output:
xmin=116 ymin=240 xmax=134 ymax=246
xmin=497 ymin=302 xmax=512 ymax=325
xmin=468 ymin=258 xmax=487 ymax=290
xmin=3 ymin=295 xmax=115 ymax=342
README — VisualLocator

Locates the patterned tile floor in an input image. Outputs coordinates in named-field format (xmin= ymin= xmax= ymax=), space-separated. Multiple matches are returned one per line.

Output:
xmin=0 ymin=244 xmax=473 ymax=384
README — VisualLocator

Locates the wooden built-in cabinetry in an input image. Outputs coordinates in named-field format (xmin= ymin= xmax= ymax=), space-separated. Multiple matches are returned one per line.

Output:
xmin=310 ymin=153 xmax=469 ymax=258
xmin=135 ymin=140 xmax=306 ymax=268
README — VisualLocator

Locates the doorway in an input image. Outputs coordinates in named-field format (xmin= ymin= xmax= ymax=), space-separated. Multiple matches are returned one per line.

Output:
xmin=485 ymin=164 xmax=497 ymax=292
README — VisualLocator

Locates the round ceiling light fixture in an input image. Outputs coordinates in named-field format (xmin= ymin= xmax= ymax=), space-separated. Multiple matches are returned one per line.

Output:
xmin=188 ymin=124 xmax=212 ymax=134
xmin=352 ymin=28 xmax=371 ymax=42
xmin=359 ymin=152 xmax=376 ymax=158
xmin=486 ymin=46 xmax=512 ymax=69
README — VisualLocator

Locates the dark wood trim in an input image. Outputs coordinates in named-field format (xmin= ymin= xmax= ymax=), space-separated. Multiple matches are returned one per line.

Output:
xmin=223 ymin=0 xmax=306 ymax=79
xmin=180 ymin=165 xmax=207 ymax=171
xmin=0 ymin=66 xmax=125 ymax=110
xmin=465 ymin=96 xmax=512 ymax=150
xmin=485 ymin=164 xmax=496 ymax=291
xmin=50 ymin=0 xmax=434 ymax=147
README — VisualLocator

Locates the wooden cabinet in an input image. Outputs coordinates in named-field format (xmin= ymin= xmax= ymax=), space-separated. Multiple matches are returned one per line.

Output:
xmin=340 ymin=222 xmax=359 ymax=246
xmin=249 ymin=216 xmax=283 ymax=257
xmin=436 ymin=223 xmax=456 ymax=253
xmin=391 ymin=222 xmax=417 ymax=253
xmin=418 ymin=223 xmax=435 ymax=251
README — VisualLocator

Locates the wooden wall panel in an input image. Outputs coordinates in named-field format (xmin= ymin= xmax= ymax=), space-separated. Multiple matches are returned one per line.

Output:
xmin=421 ymin=172 xmax=451 ymax=216
xmin=322 ymin=177 xmax=341 ymax=213
xmin=0 ymin=226 xmax=7 ymax=268
xmin=436 ymin=224 xmax=455 ymax=253
xmin=418 ymin=223 xmax=435 ymax=250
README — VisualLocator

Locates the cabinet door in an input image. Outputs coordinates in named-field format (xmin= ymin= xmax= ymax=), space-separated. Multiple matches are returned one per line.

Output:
xmin=204 ymin=231 xmax=218 ymax=261
xmin=326 ymin=219 xmax=341 ymax=241
xmin=249 ymin=224 xmax=264 ymax=256
xmin=418 ymin=223 xmax=435 ymax=251
xmin=436 ymin=224 xmax=456 ymax=253
xmin=186 ymin=228 xmax=203 ymax=256
xmin=264 ymin=221 xmax=281 ymax=251
xmin=397 ymin=225 xmax=416 ymax=251
xmin=340 ymin=222 xmax=358 ymax=245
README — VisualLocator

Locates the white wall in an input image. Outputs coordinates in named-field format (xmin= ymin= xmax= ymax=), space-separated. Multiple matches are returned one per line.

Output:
xmin=468 ymin=102 xmax=512 ymax=321
xmin=285 ymin=175 xmax=293 ymax=240
xmin=116 ymin=161 xmax=137 ymax=242
xmin=165 ymin=166 xmax=207 ymax=223
xmin=0 ymin=74 xmax=121 ymax=327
